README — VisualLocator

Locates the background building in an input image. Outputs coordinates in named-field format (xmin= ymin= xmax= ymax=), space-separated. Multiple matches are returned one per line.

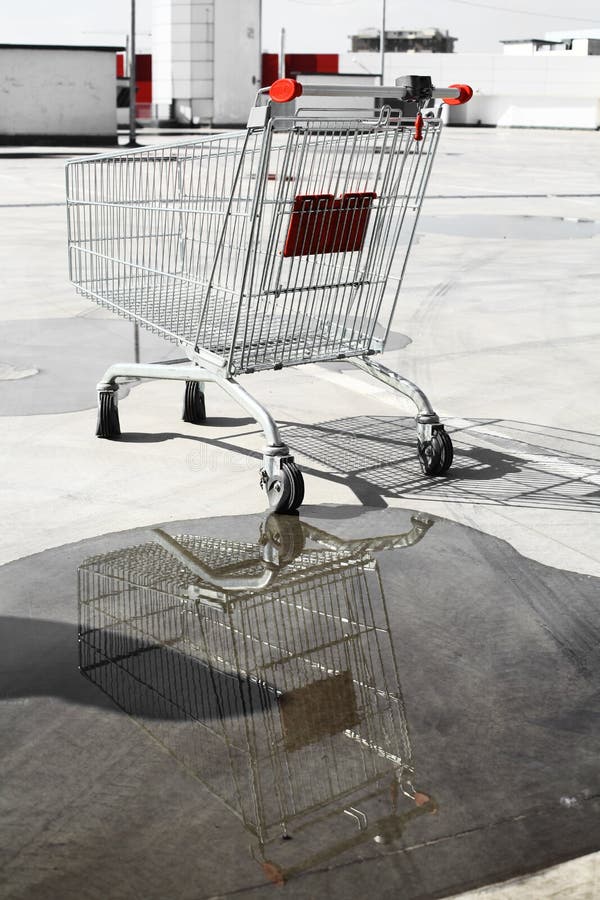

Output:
xmin=350 ymin=28 xmax=456 ymax=54
xmin=0 ymin=43 xmax=122 ymax=144
xmin=116 ymin=52 xmax=153 ymax=121
xmin=152 ymin=0 xmax=261 ymax=126
xmin=259 ymin=31 xmax=600 ymax=130
xmin=339 ymin=32 xmax=600 ymax=129
xmin=501 ymin=37 xmax=600 ymax=56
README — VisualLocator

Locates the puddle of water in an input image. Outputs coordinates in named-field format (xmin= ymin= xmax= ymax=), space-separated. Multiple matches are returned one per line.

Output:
xmin=78 ymin=512 xmax=437 ymax=883
xmin=0 ymin=362 xmax=39 ymax=381
xmin=2 ymin=508 xmax=600 ymax=898
xmin=418 ymin=214 xmax=600 ymax=240
xmin=0 ymin=318 xmax=176 ymax=416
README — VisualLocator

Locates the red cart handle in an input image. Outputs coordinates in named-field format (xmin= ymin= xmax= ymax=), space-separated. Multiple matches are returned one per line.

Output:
xmin=269 ymin=78 xmax=304 ymax=103
xmin=443 ymin=84 xmax=473 ymax=106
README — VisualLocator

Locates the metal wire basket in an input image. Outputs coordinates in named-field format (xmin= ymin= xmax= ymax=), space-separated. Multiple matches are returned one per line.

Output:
xmin=78 ymin=513 xmax=437 ymax=883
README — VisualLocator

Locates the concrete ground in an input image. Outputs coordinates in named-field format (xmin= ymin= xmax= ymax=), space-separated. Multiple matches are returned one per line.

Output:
xmin=1 ymin=126 xmax=600 ymax=898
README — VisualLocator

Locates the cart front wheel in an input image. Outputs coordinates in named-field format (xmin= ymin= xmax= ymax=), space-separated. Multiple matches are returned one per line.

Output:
xmin=418 ymin=428 xmax=453 ymax=476
xmin=264 ymin=461 xmax=304 ymax=514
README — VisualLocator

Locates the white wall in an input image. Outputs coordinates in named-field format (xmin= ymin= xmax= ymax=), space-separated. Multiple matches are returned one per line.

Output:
xmin=0 ymin=47 xmax=117 ymax=141
xmin=502 ymin=43 xmax=538 ymax=56
xmin=450 ymin=94 xmax=599 ymax=129
xmin=213 ymin=0 xmax=260 ymax=125
xmin=152 ymin=0 xmax=175 ymax=119
xmin=152 ymin=0 xmax=215 ymax=123
xmin=340 ymin=52 xmax=600 ymax=128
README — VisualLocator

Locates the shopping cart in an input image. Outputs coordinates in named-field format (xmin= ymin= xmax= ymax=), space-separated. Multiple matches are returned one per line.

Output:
xmin=66 ymin=75 xmax=473 ymax=512
xmin=78 ymin=512 xmax=436 ymax=885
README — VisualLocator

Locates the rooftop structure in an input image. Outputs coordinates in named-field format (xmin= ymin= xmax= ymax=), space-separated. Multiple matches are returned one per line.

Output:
xmin=350 ymin=28 xmax=456 ymax=54
xmin=501 ymin=37 xmax=600 ymax=55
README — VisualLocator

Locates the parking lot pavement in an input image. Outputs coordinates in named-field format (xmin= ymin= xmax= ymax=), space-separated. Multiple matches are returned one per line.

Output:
xmin=1 ymin=127 xmax=600 ymax=898
xmin=1 ymin=128 xmax=599 ymax=574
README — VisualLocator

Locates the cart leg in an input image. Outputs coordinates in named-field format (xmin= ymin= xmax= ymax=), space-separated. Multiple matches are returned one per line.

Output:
xmin=220 ymin=378 xmax=304 ymax=514
xmin=349 ymin=356 xmax=453 ymax=476
xmin=96 ymin=382 xmax=121 ymax=439
xmin=94 ymin=362 xmax=305 ymax=512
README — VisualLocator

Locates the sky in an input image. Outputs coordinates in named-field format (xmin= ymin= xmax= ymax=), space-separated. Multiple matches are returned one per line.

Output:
xmin=3 ymin=0 xmax=600 ymax=55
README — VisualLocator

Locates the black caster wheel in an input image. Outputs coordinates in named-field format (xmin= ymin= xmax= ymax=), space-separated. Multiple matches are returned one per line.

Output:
xmin=96 ymin=389 xmax=121 ymax=439
xmin=418 ymin=427 xmax=453 ymax=476
xmin=183 ymin=380 xmax=206 ymax=424
xmin=264 ymin=461 xmax=305 ymax=514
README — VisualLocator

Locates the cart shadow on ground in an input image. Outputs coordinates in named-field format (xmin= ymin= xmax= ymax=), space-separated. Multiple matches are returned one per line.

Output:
xmin=135 ymin=414 xmax=600 ymax=512
xmin=281 ymin=415 xmax=600 ymax=511
xmin=0 ymin=614 xmax=276 ymax=720
xmin=117 ymin=416 xmax=254 ymax=441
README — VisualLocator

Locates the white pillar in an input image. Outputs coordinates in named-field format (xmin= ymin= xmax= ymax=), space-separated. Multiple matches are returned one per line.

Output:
xmin=152 ymin=0 xmax=260 ymax=126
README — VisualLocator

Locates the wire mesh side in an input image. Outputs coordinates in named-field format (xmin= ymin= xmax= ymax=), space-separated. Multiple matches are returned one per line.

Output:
xmin=78 ymin=534 xmax=413 ymax=847
xmin=237 ymin=113 xmax=440 ymax=372
xmin=67 ymin=113 xmax=441 ymax=373
xmin=204 ymin=564 xmax=413 ymax=837
xmin=67 ymin=132 xmax=263 ymax=351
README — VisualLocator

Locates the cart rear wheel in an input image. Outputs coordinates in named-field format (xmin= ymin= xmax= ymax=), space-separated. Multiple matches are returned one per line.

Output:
xmin=418 ymin=428 xmax=453 ymax=476
xmin=96 ymin=389 xmax=121 ymax=439
xmin=265 ymin=461 xmax=305 ymax=514
xmin=182 ymin=380 xmax=206 ymax=424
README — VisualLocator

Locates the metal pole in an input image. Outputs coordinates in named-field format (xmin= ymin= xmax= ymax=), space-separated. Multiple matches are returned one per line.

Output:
xmin=128 ymin=0 xmax=137 ymax=146
xmin=380 ymin=0 xmax=386 ymax=86
xmin=279 ymin=27 xmax=286 ymax=79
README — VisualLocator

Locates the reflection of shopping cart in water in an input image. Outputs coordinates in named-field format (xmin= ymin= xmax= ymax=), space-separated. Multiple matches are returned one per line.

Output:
xmin=66 ymin=76 xmax=472 ymax=513
xmin=78 ymin=514 xmax=436 ymax=884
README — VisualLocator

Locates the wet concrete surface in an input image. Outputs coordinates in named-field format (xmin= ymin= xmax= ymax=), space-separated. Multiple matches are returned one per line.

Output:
xmin=2 ymin=127 xmax=600 ymax=899
xmin=2 ymin=508 xmax=600 ymax=899
xmin=417 ymin=214 xmax=600 ymax=241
